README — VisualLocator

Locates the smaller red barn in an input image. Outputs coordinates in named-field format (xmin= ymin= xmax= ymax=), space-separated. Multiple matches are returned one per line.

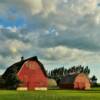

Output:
xmin=74 ymin=73 xmax=90 ymax=90
xmin=59 ymin=73 xmax=91 ymax=90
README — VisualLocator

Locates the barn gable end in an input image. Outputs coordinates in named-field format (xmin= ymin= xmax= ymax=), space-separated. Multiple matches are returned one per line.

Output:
xmin=17 ymin=60 xmax=48 ymax=90
xmin=74 ymin=73 xmax=91 ymax=90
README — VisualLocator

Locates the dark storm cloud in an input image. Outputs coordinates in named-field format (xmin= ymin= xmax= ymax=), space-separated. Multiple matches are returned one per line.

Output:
xmin=38 ymin=29 xmax=100 ymax=52
xmin=0 ymin=27 xmax=31 ymax=43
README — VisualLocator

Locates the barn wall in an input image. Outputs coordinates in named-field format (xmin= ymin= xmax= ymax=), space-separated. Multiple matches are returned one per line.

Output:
xmin=59 ymin=83 xmax=74 ymax=89
xmin=17 ymin=60 xmax=48 ymax=90
xmin=74 ymin=74 xmax=90 ymax=90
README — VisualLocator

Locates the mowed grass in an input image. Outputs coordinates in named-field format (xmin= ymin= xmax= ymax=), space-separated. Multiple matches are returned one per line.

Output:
xmin=0 ymin=88 xmax=100 ymax=100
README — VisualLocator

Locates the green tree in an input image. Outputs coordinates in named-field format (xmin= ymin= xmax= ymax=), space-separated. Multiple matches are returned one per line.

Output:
xmin=5 ymin=73 xmax=20 ymax=89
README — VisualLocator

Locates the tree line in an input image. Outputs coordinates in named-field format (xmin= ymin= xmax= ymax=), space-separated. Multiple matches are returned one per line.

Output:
xmin=47 ymin=65 xmax=98 ymax=86
xmin=48 ymin=65 xmax=90 ymax=80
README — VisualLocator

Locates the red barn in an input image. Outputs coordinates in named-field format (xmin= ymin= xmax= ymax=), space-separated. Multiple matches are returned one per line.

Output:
xmin=59 ymin=73 xmax=91 ymax=90
xmin=2 ymin=56 xmax=48 ymax=90
xmin=74 ymin=73 xmax=90 ymax=90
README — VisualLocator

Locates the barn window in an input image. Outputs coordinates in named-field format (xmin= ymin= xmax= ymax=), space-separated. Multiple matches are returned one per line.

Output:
xmin=25 ymin=61 xmax=35 ymax=70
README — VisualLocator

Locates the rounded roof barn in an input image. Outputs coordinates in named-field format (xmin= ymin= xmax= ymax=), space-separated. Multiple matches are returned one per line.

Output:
xmin=59 ymin=73 xmax=91 ymax=90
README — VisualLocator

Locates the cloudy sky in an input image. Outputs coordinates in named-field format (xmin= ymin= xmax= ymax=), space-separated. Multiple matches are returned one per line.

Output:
xmin=0 ymin=0 xmax=100 ymax=82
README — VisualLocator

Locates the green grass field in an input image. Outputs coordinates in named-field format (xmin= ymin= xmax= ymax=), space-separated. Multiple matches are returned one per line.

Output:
xmin=0 ymin=88 xmax=100 ymax=100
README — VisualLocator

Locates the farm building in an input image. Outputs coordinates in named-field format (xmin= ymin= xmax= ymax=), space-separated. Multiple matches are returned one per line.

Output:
xmin=48 ymin=78 xmax=57 ymax=89
xmin=59 ymin=73 xmax=91 ymax=90
xmin=2 ymin=56 xmax=48 ymax=90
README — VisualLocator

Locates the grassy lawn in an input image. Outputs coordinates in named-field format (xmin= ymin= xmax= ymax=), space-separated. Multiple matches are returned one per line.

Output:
xmin=0 ymin=88 xmax=100 ymax=100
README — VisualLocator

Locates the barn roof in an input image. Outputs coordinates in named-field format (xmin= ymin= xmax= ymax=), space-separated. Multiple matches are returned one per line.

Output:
xmin=60 ymin=74 xmax=78 ymax=84
xmin=60 ymin=73 xmax=90 ymax=84
xmin=2 ymin=56 xmax=47 ymax=79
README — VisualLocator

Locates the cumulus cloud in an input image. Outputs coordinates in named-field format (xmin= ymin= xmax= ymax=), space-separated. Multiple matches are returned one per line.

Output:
xmin=6 ymin=26 xmax=18 ymax=33
xmin=0 ymin=0 xmax=100 ymax=71
xmin=7 ymin=39 xmax=32 ymax=54
xmin=39 ymin=46 xmax=100 ymax=64
xmin=0 ymin=0 xmax=58 ymax=17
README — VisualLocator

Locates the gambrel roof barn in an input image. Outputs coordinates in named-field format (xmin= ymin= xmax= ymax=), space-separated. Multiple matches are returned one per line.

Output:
xmin=2 ymin=56 xmax=48 ymax=90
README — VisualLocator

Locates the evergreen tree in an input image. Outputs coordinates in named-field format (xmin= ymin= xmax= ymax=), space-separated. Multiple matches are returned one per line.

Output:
xmin=48 ymin=65 xmax=91 ymax=85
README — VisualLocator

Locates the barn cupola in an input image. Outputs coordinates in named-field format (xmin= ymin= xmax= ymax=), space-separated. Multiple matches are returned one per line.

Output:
xmin=21 ymin=56 xmax=24 ymax=61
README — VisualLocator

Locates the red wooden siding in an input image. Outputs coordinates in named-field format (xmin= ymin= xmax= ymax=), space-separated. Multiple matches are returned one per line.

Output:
xmin=74 ymin=73 xmax=90 ymax=90
xmin=17 ymin=60 xmax=48 ymax=90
